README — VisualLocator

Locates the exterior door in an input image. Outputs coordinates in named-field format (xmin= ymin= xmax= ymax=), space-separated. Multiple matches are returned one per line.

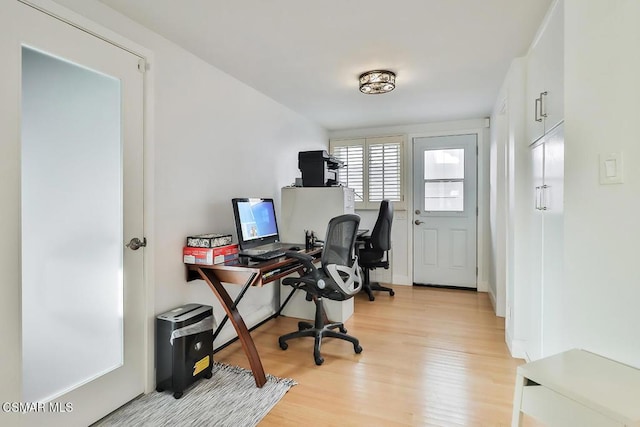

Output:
xmin=413 ymin=134 xmax=477 ymax=288
xmin=4 ymin=2 xmax=145 ymax=426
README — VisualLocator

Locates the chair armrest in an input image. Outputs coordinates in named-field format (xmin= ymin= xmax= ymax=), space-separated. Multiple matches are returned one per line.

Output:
xmin=285 ymin=251 xmax=320 ymax=279
xmin=357 ymin=234 xmax=373 ymax=249
xmin=285 ymin=251 xmax=315 ymax=264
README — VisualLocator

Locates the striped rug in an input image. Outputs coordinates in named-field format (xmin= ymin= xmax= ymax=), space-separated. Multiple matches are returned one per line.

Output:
xmin=93 ymin=362 xmax=297 ymax=427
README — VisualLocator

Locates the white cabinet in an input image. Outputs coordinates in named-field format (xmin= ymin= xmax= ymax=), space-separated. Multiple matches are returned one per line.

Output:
xmin=279 ymin=186 xmax=355 ymax=242
xmin=527 ymin=123 xmax=564 ymax=361
xmin=513 ymin=349 xmax=640 ymax=427
xmin=279 ymin=186 xmax=356 ymax=322
xmin=524 ymin=0 xmax=565 ymax=361
xmin=526 ymin=0 xmax=564 ymax=144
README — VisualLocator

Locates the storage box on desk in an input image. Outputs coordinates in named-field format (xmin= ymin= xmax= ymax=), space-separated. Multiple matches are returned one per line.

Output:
xmin=156 ymin=304 xmax=215 ymax=399
xmin=183 ymin=244 xmax=239 ymax=265
xmin=186 ymin=233 xmax=232 ymax=248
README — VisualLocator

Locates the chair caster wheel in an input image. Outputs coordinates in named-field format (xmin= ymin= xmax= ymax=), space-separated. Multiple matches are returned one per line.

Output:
xmin=279 ymin=339 xmax=288 ymax=350
xmin=354 ymin=344 xmax=363 ymax=354
xmin=314 ymin=356 xmax=324 ymax=365
xmin=390 ymin=290 xmax=395 ymax=296
xmin=204 ymin=371 xmax=212 ymax=379
xmin=368 ymin=295 xmax=375 ymax=301
xmin=339 ymin=325 xmax=347 ymax=333
xmin=156 ymin=386 xmax=164 ymax=392
xmin=173 ymin=392 xmax=183 ymax=399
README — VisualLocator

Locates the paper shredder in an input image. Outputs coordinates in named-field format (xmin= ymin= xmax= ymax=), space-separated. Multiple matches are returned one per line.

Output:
xmin=155 ymin=304 xmax=215 ymax=399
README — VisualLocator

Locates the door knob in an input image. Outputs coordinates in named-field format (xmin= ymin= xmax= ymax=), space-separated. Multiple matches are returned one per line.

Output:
xmin=126 ymin=237 xmax=147 ymax=250
xmin=414 ymin=220 xmax=424 ymax=225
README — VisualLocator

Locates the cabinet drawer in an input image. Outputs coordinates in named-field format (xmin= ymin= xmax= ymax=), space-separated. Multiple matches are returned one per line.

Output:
xmin=521 ymin=385 xmax=622 ymax=427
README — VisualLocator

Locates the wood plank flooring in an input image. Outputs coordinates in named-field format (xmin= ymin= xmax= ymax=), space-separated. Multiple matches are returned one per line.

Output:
xmin=214 ymin=285 xmax=531 ymax=426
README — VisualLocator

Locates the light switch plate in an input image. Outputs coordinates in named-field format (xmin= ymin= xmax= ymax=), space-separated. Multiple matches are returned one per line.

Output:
xmin=599 ymin=152 xmax=623 ymax=184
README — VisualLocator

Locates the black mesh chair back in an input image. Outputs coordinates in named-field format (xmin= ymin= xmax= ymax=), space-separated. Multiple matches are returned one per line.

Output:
xmin=321 ymin=214 xmax=360 ymax=274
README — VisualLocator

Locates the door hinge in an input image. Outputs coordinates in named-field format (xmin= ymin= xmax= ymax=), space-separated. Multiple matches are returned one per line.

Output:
xmin=476 ymin=266 xmax=478 ymax=276
xmin=476 ymin=206 xmax=479 ymax=216
xmin=137 ymin=58 xmax=148 ymax=73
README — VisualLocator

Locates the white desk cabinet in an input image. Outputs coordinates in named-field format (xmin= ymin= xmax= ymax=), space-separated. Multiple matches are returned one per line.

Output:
xmin=279 ymin=186 xmax=355 ymax=322
xmin=513 ymin=349 xmax=640 ymax=426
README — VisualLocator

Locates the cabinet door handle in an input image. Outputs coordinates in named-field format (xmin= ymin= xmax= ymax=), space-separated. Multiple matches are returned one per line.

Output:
xmin=535 ymin=186 xmax=541 ymax=210
xmin=535 ymin=97 xmax=542 ymax=122
xmin=541 ymin=184 xmax=549 ymax=210
xmin=540 ymin=91 xmax=548 ymax=119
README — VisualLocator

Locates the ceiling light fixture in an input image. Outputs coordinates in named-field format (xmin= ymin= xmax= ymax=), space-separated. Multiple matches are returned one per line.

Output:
xmin=359 ymin=70 xmax=396 ymax=94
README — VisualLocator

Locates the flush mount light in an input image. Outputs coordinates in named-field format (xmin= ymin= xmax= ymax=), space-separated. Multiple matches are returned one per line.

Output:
xmin=359 ymin=70 xmax=396 ymax=94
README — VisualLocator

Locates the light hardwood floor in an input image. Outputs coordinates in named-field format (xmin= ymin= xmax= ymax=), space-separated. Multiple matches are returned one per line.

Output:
xmin=215 ymin=285 xmax=529 ymax=426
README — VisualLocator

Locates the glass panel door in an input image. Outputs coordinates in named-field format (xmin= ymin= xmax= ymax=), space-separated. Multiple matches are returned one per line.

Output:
xmin=21 ymin=46 xmax=123 ymax=402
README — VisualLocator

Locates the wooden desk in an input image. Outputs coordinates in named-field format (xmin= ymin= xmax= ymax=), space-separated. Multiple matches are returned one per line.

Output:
xmin=186 ymin=248 xmax=322 ymax=387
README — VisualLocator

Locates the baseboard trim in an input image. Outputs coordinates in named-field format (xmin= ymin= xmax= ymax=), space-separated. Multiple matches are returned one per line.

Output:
xmin=488 ymin=287 xmax=497 ymax=313
xmin=392 ymin=274 xmax=411 ymax=285
xmin=506 ymin=329 xmax=528 ymax=360
xmin=413 ymin=283 xmax=477 ymax=291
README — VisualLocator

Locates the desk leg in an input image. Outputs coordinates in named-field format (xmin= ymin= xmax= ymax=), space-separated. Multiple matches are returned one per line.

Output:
xmin=276 ymin=265 xmax=307 ymax=317
xmin=197 ymin=268 xmax=267 ymax=388
xmin=277 ymin=287 xmax=297 ymax=317
xmin=511 ymin=373 xmax=526 ymax=427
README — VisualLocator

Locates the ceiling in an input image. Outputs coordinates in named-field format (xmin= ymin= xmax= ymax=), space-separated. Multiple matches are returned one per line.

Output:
xmin=100 ymin=0 xmax=552 ymax=131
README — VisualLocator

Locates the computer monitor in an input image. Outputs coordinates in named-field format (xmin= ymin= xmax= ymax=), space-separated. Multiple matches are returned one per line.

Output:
xmin=231 ymin=198 xmax=281 ymax=250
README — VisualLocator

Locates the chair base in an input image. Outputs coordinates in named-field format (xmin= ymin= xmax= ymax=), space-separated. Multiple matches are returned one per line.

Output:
xmin=362 ymin=281 xmax=395 ymax=301
xmin=278 ymin=297 xmax=362 ymax=365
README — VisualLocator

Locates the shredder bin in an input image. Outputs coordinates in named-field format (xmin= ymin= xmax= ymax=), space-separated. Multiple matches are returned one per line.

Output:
xmin=155 ymin=303 xmax=215 ymax=399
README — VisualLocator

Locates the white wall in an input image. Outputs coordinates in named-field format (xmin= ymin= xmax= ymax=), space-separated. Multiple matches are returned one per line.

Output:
xmin=563 ymin=0 xmax=640 ymax=368
xmin=1 ymin=0 xmax=328 ymax=402
xmin=56 ymin=0 xmax=329 ymax=344
xmin=329 ymin=119 xmax=491 ymax=290
xmin=491 ymin=58 xmax=531 ymax=357
xmin=489 ymin=92 xmax=507 ymax=315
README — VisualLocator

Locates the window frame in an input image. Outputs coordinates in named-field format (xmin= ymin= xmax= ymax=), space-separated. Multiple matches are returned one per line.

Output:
xmin=330 ymin=135 xmax=406 ymax=210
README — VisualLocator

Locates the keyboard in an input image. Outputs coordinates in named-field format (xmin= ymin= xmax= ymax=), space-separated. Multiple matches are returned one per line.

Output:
xmin=249 ymin=250 xmax=286 ymax=261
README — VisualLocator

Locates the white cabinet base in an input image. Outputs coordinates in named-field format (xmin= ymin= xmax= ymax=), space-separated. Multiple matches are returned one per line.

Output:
xmin=512 ymin=349 xmax=640 ymax=427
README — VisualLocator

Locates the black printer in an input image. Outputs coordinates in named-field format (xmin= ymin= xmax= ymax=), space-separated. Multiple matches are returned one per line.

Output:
xmin=298 ymin=150 xmax=344 ymax=187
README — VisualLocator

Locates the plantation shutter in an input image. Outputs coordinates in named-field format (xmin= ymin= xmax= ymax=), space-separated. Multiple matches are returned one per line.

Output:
xmin=330 ymin=135 xmax=404 ymax=209
xmin=333 ymin=144 xmax=364 ymax=202
xmin=368 ymin=141 xmax=402 ymax=202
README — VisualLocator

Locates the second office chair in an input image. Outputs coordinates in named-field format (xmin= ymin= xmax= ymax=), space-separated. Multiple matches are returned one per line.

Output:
xmin=358 ymin=199 xmax=395 ymax=301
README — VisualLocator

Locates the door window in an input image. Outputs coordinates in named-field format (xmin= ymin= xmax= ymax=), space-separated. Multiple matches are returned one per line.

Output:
xmin=423 ymin=148 xmax=465 ymax=211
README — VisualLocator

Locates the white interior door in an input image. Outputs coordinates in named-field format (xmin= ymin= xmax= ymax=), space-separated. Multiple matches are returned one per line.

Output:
xmin=413 ymin=134 xmax=477 ymax=288
xmin=10 ymin=2 xmax=145 ymax=426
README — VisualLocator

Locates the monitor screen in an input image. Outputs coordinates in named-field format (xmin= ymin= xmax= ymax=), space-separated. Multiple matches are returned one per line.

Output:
xmin=231 ymin=198 xmax=280 ymax=249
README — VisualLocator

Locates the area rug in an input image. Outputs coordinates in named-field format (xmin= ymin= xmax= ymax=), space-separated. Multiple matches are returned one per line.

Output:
xmin=93 ymin=362 xmax=297 ymax=427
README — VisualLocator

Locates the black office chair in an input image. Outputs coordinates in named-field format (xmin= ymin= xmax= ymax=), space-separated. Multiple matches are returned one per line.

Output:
xmin=358 ymin=199 xmax=395 ymax=301
xmin=278 ymin=214 xmax=363 ymax=365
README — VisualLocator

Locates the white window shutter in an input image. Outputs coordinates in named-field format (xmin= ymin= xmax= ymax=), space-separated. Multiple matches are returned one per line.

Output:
xmin=368 ymin=142 xmax=402 ymax=202
xmin=333 ymin=145 xmax=364 ymax=202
